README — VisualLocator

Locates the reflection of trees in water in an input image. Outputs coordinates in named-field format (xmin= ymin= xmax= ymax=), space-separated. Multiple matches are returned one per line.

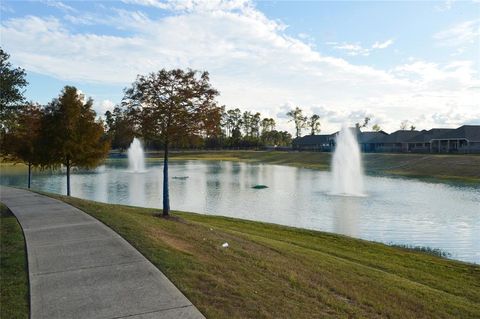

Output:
xmin=333 ymin=197 xmax=360 ymax=237
xmin=37 ymin=175 xmax=64 ymax=195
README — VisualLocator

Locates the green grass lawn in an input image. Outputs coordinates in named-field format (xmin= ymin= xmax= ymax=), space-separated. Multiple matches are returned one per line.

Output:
xmin=0 ymin=203 xmax=29 ymax=319
xmin=165 ymin=150 xmax=480 ymax=183
xmin=45 ymin=194 xmax=480 ymax=318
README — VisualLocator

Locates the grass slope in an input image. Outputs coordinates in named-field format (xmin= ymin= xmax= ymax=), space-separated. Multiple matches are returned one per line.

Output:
xmin=48 ymin=194 xmax=480 ymax=319
xmin=165 ymin=151 xmax=480 ymax=183
xmin=0 ymin=203 xmax=29 ymax=319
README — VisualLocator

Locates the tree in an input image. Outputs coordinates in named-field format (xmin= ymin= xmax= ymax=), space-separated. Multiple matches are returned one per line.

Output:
xmin=43 ymin=86 xmax=110 ymax=196
xmin=372 ymin=124 xmax=381 ymax=132
xmin=123 ymin=69 xmax=220 ymax=216
xmin=355 ymin=117 xmax=370 ymax=130
xmin=0 ymin=48 xmax=28 ymax=151
xmin=308 ymin=114 xmax=321 ymax=135
xmin=262 ymin=130 xmax=291 ymax=146
xmin=104 ymin=106 xmax=135 ymax=151
xmin=242 ymin=111 xmax=253 ymax=137
xmin=286 ymin=107 xmax=307 ymax=138
xmin=251 ymin=112 xmax=261 ymax=138
xmin=261 ymin=118 xmax=275 ymax=134
xmin=5 ymin=102 xmax=44 ymax=188
xmin=221 ymin=108 xmax=230 ymax=137
xmin=410 ymin=125 xmax=416 ymax=131
xmin=400 ymin=120 xmax=408 ymax=130
xmin=226 ymin=108 xmax=243 ymax=140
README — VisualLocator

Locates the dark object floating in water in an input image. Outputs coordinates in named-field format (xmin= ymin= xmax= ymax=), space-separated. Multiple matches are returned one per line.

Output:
xmin=252 ymin=185 xmax=268 ymax=189
xmin=172 ymin=176 xmax=189 ymax=180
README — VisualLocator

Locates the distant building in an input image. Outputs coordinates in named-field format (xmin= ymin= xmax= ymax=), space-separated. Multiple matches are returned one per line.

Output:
xmin=430 ymin=125 xmax=480 ymax=153
xmin=362 ymin=130 xmax=422 ymax=153
xmin=292 ymin=134 xmax=334 ymax=151
xmin=405 ymin=128 xmax=455 ymax=153
xmin=358 ymin=131 xmax=388 ymax=152
xmin=291 ymin=125 xmax=480 ymax=154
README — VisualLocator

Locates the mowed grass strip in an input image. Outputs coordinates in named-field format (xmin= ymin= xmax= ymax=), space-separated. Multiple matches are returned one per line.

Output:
xmin=166 ymin=150 xmax=480 ymax=183
xmin=48 ymin=194 xmax=480 ymax=319
xmin=0 ymin=203 xmax=29 ymax=319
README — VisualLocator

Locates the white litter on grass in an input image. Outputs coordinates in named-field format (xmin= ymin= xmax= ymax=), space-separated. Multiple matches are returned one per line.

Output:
xmin=222 ymin=242 xmax=229 ymax=248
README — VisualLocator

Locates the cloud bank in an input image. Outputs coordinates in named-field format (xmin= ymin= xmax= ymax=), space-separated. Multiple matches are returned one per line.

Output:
xmin=1 ymin=0 xmax=478 ymax=132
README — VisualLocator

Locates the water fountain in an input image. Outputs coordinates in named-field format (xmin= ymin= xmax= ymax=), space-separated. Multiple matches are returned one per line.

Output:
xmin=331 ymin=126 xmax=365 ymax=196
xmin=128 ymin=138 xmax=146 ymax=173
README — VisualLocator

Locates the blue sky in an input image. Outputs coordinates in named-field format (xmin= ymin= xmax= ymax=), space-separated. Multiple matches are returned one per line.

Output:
xmin=1 ymin=0 xmax=479 ymax=133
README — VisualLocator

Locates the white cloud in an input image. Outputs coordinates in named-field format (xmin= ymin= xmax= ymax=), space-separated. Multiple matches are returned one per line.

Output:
xmin=372 ymin=39 xmax=394 ymax=49
xmin=96 ymin=99 xmax=115 ymax=116
xmin=44 ymin=1 xmax=76 ymax=12
xmin=0 ymin=1 xmax=478 ymax=133
xmin=433 ymin=19 xmax=480 ymax=47
xmin=432 ymin=108 xmax=480 ymax=126
xmin=435 ymin=0 xmax=455 ymax=12
xmin=331 ymin=42 xmax=371 ymax=56
xmin=329 ymin=39 xmax=394 ymax=56
xmin=123 ymin=0 xmax=254 ymax=13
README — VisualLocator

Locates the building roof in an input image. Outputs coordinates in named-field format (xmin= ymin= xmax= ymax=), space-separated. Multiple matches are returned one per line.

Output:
xmin=406 ymin=128 xmax=455 ymax=143
xmin=358 ymin=131 xmax=388 ymax=143
xmin=292 ymin=134 xmax=333 ymax=146
xmin=331 ymin=127 xmax=361 ymax=137
xmin=293 ymin=125 xmax=480 ymax=146
xmin=433 ymin=125 xmax=480 ymax=142
xmin=369 ymin=130 xmax=422 ymax=144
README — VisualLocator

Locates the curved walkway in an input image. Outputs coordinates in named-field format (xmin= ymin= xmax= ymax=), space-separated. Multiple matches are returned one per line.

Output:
xmin=0 ymin=186 xmax=205 ymax=319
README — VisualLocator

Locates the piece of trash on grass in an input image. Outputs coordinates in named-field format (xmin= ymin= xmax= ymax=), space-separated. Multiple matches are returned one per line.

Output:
xmin=222 ymin=242 xmax=229 ymax=248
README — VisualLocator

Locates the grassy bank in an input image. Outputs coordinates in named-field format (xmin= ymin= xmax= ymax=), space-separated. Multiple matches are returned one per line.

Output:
xmin=165 ymin=151 xmax=480 ymax=183
xmin=0 ymin=203 xmax=29 ymax=319
xmin=45 ymin=194 xmax=479 ymax=318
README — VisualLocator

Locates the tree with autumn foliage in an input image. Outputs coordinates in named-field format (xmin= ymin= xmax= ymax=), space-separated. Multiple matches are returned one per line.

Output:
xmin=123 ymin=69 xmax=221 ymax=216
xmin=42 ymin=86 xmax=110 ymax=196
xmin=4 ymin=102 xmax=44 ymax=188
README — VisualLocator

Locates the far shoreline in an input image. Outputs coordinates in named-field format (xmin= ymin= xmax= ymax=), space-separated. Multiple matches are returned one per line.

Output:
xmin=3 ymin=150 xmax=480 ymax=184
xmin=138 ymin=150 xmax=480 ymax=184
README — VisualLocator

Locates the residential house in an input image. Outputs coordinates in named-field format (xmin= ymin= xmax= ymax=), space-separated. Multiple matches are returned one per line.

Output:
xmin=292 ymin=134 xmax=335 ymax=151
xmin=367 ymin=130 xmax=422 ymax=153
xmin=405 ymin=128 xmax=455 ymax=153
xmin=430 ymin=125 xmax=480 ymax=153
xmin=358 ymin=131 xmax=389 ymax=152
xmin=291 ymin=125 xmax=480 ymax=153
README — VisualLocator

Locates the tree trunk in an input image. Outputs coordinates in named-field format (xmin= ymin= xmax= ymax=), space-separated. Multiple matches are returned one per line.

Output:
xmin=162 ymin=142 xmax=170 ymax=216
xmin=28 ymin=162 xmax=32 ymax=189
xmin=66 ymin=156 xmax=71 ymax=196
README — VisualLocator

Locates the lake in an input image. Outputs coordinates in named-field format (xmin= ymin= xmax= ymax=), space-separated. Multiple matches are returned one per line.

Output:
xmin=1 ymin=159 xmax=479 ymax=263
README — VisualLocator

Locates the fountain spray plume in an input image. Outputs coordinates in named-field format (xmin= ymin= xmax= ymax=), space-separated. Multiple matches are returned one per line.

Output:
xmin=128 ymin=138 xmax=146 ymax=173
xmin=331 ymin=125 xmax=365 ymax=196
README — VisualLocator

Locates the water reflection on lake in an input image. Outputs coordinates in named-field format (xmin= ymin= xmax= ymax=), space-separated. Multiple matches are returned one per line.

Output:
xmin=1 ymin=159 xmax=479 ymax=263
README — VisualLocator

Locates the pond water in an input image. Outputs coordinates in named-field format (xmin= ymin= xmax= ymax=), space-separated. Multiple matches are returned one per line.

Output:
xmin=1 ymin=159 xmax=479 ymax=263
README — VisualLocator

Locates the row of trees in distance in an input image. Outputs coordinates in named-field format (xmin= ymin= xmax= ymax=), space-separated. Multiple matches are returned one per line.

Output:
xmin=105 ymin=104 xmax=296 ymax=151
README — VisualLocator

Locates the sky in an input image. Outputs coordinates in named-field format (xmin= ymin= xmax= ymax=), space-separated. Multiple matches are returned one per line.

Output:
xmin=1 ymin=0 xmax=479 ymax=134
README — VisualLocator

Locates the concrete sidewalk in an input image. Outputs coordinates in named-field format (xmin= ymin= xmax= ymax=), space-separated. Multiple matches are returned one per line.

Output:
xmin=0 ymin=186 xmax=205 ymax=319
